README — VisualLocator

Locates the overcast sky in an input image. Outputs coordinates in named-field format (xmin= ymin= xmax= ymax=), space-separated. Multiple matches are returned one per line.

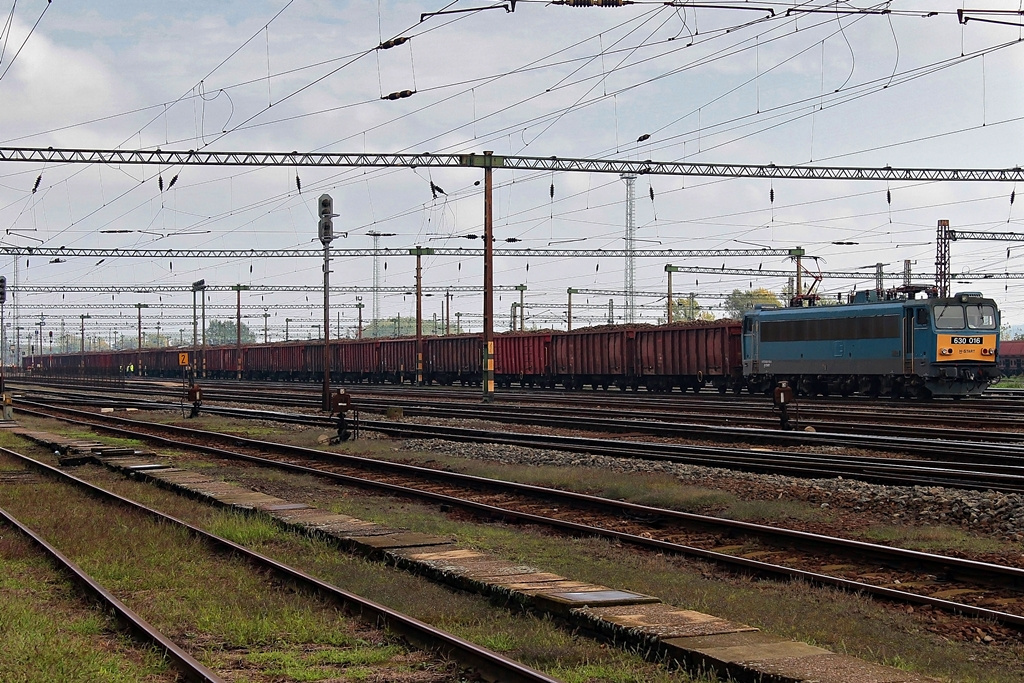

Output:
xmin=2 ymin=0 xmax=1024 ymax=345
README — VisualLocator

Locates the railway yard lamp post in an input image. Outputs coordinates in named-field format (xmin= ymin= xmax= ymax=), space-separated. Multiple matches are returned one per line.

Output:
xmin=409 ymin=246 xmax=434 ymax=386
xmin=285 ymin=318 xmax=293 ymax=342
xmin=454 ymin=311 xmax=462 ymax=333
xmin=263 ymin=309 xmax=270 ymax=343
xmin=566 ymin=288 xmax=579 ymax=332
xmin=355 ymin=299 xmax=364 ymax=339
xmin=135 ymin=303 xmax=148 ymax=376
xmin=665 ymin=264 xmax=683 ymax=323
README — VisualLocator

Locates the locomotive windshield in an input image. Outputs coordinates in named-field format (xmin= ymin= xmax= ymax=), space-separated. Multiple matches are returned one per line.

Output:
xmin=966 ymin=304 xmax=997 ymax=330
xmin=933 ymin=303 xmax=997 ymax=330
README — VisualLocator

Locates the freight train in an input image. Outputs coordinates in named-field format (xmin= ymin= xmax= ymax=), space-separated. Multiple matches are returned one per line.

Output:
xmin=23 ymin=289 xmax=1002 ymax=398
xmin=997 ymin=340 xmax=1024 ymax=376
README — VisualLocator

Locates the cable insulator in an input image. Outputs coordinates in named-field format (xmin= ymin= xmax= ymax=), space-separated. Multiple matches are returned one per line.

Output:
xmin=561 ymin=0 xmax=627 ymax=6
xmin=383 ymin=89 xmax=415 ymax=100
xmin=295 ymin=174 xmax=302 ymax=193
xmin=636 ymin=133 xmax=650 ymax=143
xmin=769 ymin=188 xmax=774 ymax=203
xmin=158 ymin=175 xmax=164 ymax=192
xmin=379 ymin=36 xmax=409 ymax=50
xmin=887 ymin=189 xmax=891 ymax=205
xmin=505 ymin=237 xmax=521 ymax=243
xmin=31 ymin=174 xmax=41 ymax=193
xmin=168 ymin=174 xmax=178 ymax=189
xmin=549 ymin=183 xmax=554 ymax=199
xmin=649 ymin=186 xmax=654 ymax=202
xmin=1011 ymin=190 xmax=1016 ymax=205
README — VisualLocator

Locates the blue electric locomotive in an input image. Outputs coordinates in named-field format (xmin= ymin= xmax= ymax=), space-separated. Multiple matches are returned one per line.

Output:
xmin=742 ymin=289 xmax=1000 ymax=398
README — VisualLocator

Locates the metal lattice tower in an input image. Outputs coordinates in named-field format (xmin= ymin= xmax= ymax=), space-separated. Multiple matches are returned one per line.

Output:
xmin=366 ymin=230 xmax=394 ymax=330
xmin=621 ymin=173 xmax=637 ymax=324
xmin=936 ymin=219 xmax=950 ymax=298
xmin=903 ymin=259 xmax=912 ymax=287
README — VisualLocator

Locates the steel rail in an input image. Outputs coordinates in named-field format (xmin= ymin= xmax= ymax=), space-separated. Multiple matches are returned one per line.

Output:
xmin=18 ymin=388 xmax=1024 ymax=491
xmin=13 ymin=409 xmax=1024 ymax=629
xmin=0 ymin=501 xmax=225 ymax=683
xmin=0 ymin=445 xmax=561 ymax=683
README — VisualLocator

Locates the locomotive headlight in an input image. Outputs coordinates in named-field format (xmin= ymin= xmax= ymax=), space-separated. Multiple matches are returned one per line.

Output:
xmin=940 ymin=347 xmax=953 ymax=356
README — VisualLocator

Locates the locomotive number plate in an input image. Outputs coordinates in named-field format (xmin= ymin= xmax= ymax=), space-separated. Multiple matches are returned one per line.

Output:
xmin=951 ymin=336 xmax=983 ymax=345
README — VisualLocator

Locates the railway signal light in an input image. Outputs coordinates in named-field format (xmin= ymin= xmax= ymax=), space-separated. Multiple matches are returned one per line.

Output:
xmin=0 ymin=276 xmax=6 ymax=304
xmin=318 ymin=194 xmax=335 ymax=245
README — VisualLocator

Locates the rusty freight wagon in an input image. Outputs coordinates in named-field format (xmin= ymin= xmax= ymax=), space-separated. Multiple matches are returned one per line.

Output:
xmin=550 ymin=327 xmax=634 ymax=390
xmin=494 ymin=332 xmax=551 ymax=388
xmin=633 ymin=321 xmax=742 ymax=393
xmin=424 ymin=334 xmax=481 ymax=385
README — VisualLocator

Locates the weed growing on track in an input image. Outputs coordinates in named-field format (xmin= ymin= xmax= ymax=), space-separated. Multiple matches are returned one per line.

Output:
xmin=0 ymin=527 xmax=174 ymax=683
xmin=0 ymin=467 xmax=457 ymax=682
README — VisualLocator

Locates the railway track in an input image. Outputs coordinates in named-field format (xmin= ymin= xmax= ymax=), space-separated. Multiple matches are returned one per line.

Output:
xmin=15 ymin=384 xmax=1024 ymax=491
xmin=0 ymin=444 xmax=561 ymax=683
xmin=0 ymin=502 xmax=224 ymax=683
xmin=17 ymin=401 xmax=1024 ymax=634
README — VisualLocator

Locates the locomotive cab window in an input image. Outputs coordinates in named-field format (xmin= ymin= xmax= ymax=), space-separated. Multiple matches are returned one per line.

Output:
xmin=914 ymin=308 xmax=929 ymax=326
xmin=966 ymin=304 xmax=997 ymax=330
xmin=933 ymin=305 xmax=966 ymax=330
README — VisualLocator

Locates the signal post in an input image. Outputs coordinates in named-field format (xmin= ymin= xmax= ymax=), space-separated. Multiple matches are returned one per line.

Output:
xmin=318 ymin=194 xmax=337 ymax=411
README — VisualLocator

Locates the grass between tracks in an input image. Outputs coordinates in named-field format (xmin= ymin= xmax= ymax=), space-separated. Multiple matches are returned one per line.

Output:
xmin=0 ymin=515 xmax=174 ymax=683
xmin=14 ymin=414 xmax=1024 ymax=681
xmin=0 ymin=426 xmax=709 ymax=683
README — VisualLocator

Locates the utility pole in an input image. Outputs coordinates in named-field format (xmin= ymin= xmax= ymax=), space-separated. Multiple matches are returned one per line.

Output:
xmin=79 ymin=315 xmax=89 ymax=357
xmin=285 ymin=318 xmax=292 ymax=341
xmin=355 ymin=299 xmax=364 ymax=338
xmin=263 ymin=310 xmax=270 ymax=343
xmin=665 ymin=264 xmax=682 ymax=323
xmin=444 ymin=290 xmax=452 ymax=335
xmin=409 ymin=246 xmax=434 ymax=386
xmin=482 ymin=151 xmax=495 ymax=402
xmin=514 ymin=284 xmax=527 ymax=331
xmin=231 ymin=285 xmax=248 ymax=379
xmin=191 ymin=279 xmax=205 ymax=385
xmin=135 ymin=303 xmax=148 ymax=376
xmin=201 ymin=284 xmax=207 ymax=377
xmin=566 ymin=288 xmax=579 ymax=331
